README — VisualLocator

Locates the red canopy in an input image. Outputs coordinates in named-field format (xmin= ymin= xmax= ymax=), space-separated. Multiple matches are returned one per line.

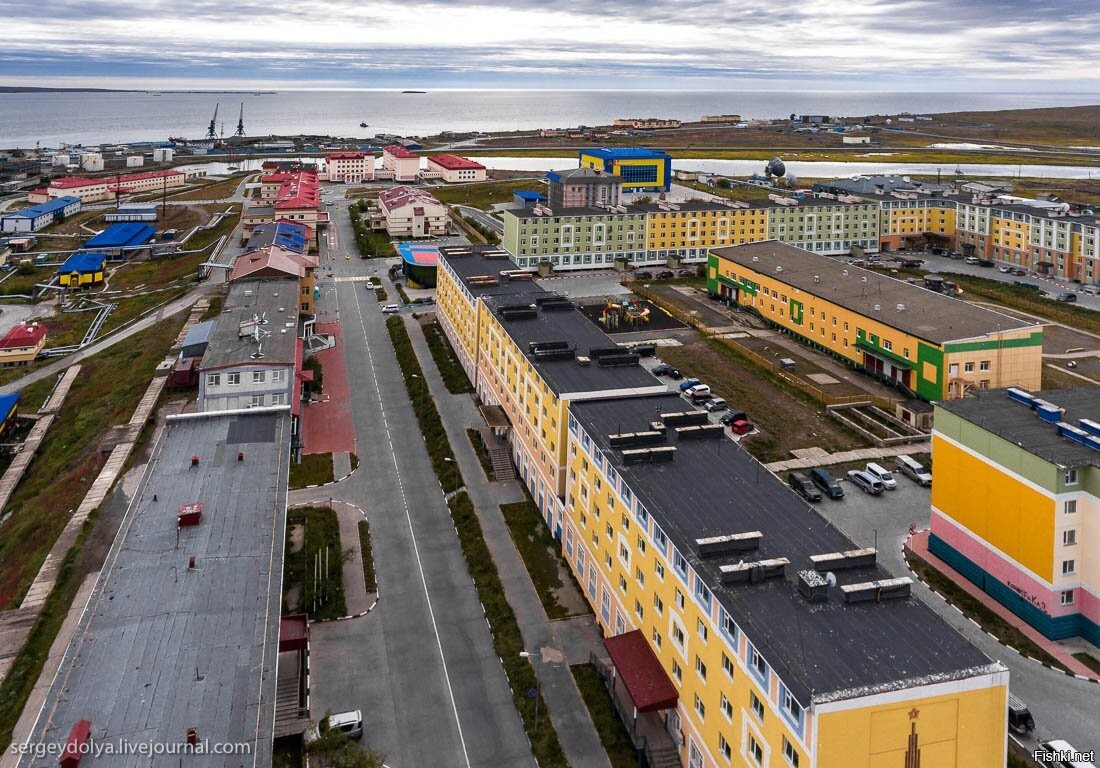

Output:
xmin=604 ymin=630 xmax=678 ymax=713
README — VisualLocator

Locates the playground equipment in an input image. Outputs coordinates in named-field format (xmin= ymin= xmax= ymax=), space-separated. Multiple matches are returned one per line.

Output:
xmin=599 ymin=298 xmax=651 ymax=330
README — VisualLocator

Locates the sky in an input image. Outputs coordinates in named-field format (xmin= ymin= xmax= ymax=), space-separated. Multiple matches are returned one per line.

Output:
xmin=3 ymin=0 xmax=1100 ymax=90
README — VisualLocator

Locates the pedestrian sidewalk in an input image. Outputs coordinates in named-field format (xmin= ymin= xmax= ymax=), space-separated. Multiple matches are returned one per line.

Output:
xmin=907 ymin=530 xmax=1098 ymax=680
xmin=404 ymin=315 xmax=612 ymax=768
xmin=766 ymin=442 xmax=929 ymax=472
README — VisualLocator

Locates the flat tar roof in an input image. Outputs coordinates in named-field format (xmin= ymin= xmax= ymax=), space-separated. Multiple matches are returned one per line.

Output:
xmin=570 ymin=393 xmax=996 ymax=703
xmin=20 ymin=410 xmax=290 ymax=767
xmin=440 ymin=246 xmax=541 ymax=299
xmin=711 ymin=240 xmax=1037 ymax=345
xmin=201 ymin=279 xmax=301 ymax=370
xmin=937 ymin=386 xmax=1100 ymax=468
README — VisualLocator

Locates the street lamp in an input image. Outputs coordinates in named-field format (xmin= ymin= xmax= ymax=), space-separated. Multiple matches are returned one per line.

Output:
xmin=443 ymin=457 xmax=456 ymax=492
xmin=519 ymin=651 xmax=541 ymax=739
xmin=410 ymin=373 xmax=424 ymax=413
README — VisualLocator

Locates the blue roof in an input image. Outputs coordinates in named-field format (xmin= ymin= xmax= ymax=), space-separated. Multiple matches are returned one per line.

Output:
xmin=581 ymin=147 xmax=672 ymax=160
xmin=514 ymin=190 xmax=547 ymax=201
xmin=0 ymin=392 xmax=19 ymax=422
xmin=2 ymin=196 xmax=81 ymax=221
xmin=59 ymin=251 xmax=106 ymax=273
xmin=84 ymin=223 xmax=157 ymax=250
xmin=246 ymin=222 xmax=308 ymax=254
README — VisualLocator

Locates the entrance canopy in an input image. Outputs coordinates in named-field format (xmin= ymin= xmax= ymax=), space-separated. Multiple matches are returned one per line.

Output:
xmin=604 ymin=630 xmax=678 ymax=713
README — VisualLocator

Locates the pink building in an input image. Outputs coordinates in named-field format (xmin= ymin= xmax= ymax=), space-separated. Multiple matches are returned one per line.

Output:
xmin=426 ymin=154 xmax=487 ymax=183
xmin=326 ymin=152 xmax=375 ymax=184
xmin=377 ymin=186 xmax=449 ymax=238
xmin=382 ymin=145 xmax=420 ymax=182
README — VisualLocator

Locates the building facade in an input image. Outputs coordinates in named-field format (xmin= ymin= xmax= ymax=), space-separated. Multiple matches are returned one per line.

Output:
xmin=0 ymin=196 xmax=81 ymax=233
xmin=382 ymin=145 xmax=420 ymax=181
xmin=579 ymin=147 xmax=672 ymax=193
xmin=707 ymin=241 xmax=1043 ymax=400
xmin=502 ymin=207 xmax=648 ymax=269
xmin=930 ymin=387 xmax=1100 ymax=645
xmin=0 ymin=322 xmax=47 ymax=366
xmin=426 ymin=154 xmax=487 ymax=183
xmin=229 ymin=245 xmax=319 ymax=316
xmin=546 ymin=168 xmax=623 ymax=209
xmin=377 ymin=186 xmax=450 ymax=238
xmin=325 ymin=152 xmax=375 ymax=183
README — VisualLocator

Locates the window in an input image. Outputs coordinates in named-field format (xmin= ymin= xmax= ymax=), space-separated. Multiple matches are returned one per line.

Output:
xmin=697 ymin=619 xmax=708 ymax=643
xmin=1062 ymin=559 xmax=1076 ymax=575
xmin=1065 ymin=499 xmax=1078 ymax=514
xmin=980 ymin=360 xmax=990 ymax=372
xmin=721 ymin=610 xmax=739 ymax=643
xmin=1061 ymin=590 xmax=1075 ymax=606
xmin=747 ymin=734 xmax=764 ymax=765
xmin=781 ymin=687 xmax=803 ymax=726
xmin=694 ymin=694 xmax=706 ymax=720
xmin=883 ymin=340 xmax=892 ymax=351
xmin=1063 ymin=530 xmax=1077 ymax=546
xmin=635 ymin=567 xmax=645 ymax=587
xmin=207 ymin=373 xmax=220 ymax=386
xmin=750 ymin=691 xmax=765 ymax=719
xmin=719 ymin=734 xmax=732 ymax=761
xmin=654 ymin=524 xmax=668 ymax=550
xmin=252 ymin=370 xmax=266 ymax=383
xmin=1065 ymin=468 xmax=1079 ymax=485
xmin=635 ymin=599 xmax=644 ymax=619
xmin=636 ymin=535 xmax=646 ymax=556
xmin=272 ymin=369 xmax=287 ymax=384
xmin=722 ymin=653 xmax=734 ymax=679
xmin=964 ymin=362 xmax=974 ymax=373
xmin=720 ymin=693 xmax=732 ymax=720
xmin=618 ymin=575 xmax=627 ymax=593
xmin=695 ymin=656 xmax=707 ymax=682
xmin=271 ymin=393 xmax=286 ymax=406
xmin=672 ymin=622 xmax=685 ymax=649
xmin=675 ymin=589 xmax=685 ymax=611
xmin=671 ymin=659 xmax=682 ymax=683
xmin=250 ymin=394 xmax=264 ymax=408
xmin=227 ymin=372 xmax=241 ymax=385
xmin=673 ymin=549 xmax=688 ymax=579
xmin=655 ymin=561 xmax=665 ymax=580
xmin=783 ymin=737 xmax=800 ymax=767
xmin=652 ymin=628 xmax=663 ymax=649
xmin=749 ymin=645 xmax=769 ymax=683
xmin=653 ymin=594 xmax=664 ymax=615
xmin=694 ymin=580 xmax=713 ymax=611
xmin=619 ymin=541 xmax=629 ymax=565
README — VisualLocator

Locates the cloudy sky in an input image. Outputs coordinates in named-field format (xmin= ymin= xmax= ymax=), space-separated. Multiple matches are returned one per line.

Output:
xmin=4 ymin=0 xmax=1100 ymax=90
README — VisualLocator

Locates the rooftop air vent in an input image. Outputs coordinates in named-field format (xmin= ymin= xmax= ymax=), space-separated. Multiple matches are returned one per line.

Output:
xmin=719 ymin=557 xmax=789 ymax=585
xmin=797 ymin=569 xmax=828 ymax=602
xmin=695 ymin=531 xmax=762 ymax=558
xmin=810 ymin=548 xmax=877 ymax=571
xmin=841 ymin=576 xmax=912 ymax=603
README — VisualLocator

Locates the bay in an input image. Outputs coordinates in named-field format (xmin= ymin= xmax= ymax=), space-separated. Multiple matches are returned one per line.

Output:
xmin=2 ymin=89 xmax=1099 ymax=149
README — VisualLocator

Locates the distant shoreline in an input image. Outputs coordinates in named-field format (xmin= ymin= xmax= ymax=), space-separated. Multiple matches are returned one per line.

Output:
xmin=0 ymin=86 xmax=278 ymax=94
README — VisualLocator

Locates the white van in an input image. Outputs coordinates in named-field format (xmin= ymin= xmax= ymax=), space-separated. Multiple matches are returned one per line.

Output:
xmin=865 ymin=462 xmax=897 ymax=490
xmin=847 ymin=469 xmax=884 ymax=495
xmin=896 ymin=455 xmax=932 ymax=486
xmin=304 ymin=710 xmax=363 ymax=744
xmin=1037 ymin=740 xmax=1096 ymax=768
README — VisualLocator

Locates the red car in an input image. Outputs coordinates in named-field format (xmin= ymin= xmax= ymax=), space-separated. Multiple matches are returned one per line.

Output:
xmin=729 ymin=420 xmax=755 ymax=435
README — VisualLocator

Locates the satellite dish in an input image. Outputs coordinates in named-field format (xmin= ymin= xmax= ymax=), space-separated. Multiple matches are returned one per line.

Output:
xmin=766 ymin=157 xmax=786 ymax=178
xmin=825 ymin=572 xmax=837 ymax=587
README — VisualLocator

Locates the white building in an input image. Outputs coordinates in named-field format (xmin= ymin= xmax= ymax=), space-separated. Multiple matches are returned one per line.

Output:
xmin=377 ymin=186 xmax=450 ymax=238
xmin=425 ymin=154 xmax=487 ymax=183
xmin=126 ymin=155 xmax=145 ymax=167
xmin=152 ymin=147 xmax=175 ymax=163
xmin=382 ymin=145 xmax=420 ymax=182
xmin=0 ymin=196 xmax=82 ymax=233
xmin=80 ymin=153 xmax=104 ymax=172
xmin=325 ymin=152 xmax=374 ymax=184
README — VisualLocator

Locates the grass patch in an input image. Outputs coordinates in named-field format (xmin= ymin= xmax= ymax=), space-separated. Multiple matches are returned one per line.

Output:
xmin=374 ymin=286 xmax=388 ymax=302
xmin=906 ymin=551 xmax=1069 ymax=672
xmin=303 ymin=356 xmax=324 ymax=393
xmin=940 ymin=272 xmax=1100 ymax=336
xmin=1072 ymin=652 xmax=1100 ymax=676
xmin=386 ymin=316 xmax=460 ymax=492
xmin=164 ymin=174 xmax=249 ymax=202
xmin=448 ymin=491 xmax=565 ymax=765
xmin=462 ymin=215 xmax=500 ymax=244
xmin=395 ymin=283 xmax=410 ymax=305
xmin=184 ymin=205 xmax=241 ymax=252
xmin=284 ymin=505 xmax=347 ymax=621
xmin=431 ymin=179 xmax=545 ymax=209
xmin=357 ymin=520 xmax=376 ymax=592
xmin=0 ymin=266 xmax=53 ymax=296
xmin=200 ymin=295 xmax=223 ymax=320
xmin=424 ymin=320 xmax=473 ymax=394
xmin=570 ymin=664 xmax=637 ymax=768
xmin=0 ymin=512 xmax=94 ymax=751
xmin=289 ymin=453 xmax=334 ymax=489
xmin=466 ymin=428 xmax=494 ymax=481
xmin=349 ymin=202 xmax=396 ymax=258
xmin=0 ymin=317 xmax=185 ymax=609
xmin=500 ymin=499 xmax=574 ymax=620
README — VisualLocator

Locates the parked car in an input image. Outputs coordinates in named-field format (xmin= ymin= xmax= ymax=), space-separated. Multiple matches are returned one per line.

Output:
xmin=964 ymin=255 xmax=981 ymax=264
xmin=998 ymin=265 xmax=1012 ymax=273
xmin=865 ymin=462 xmax=898 ymax=490
xmin=1007 ymin=694 xmax=1035 ymax=736
xmin=652 ymin=363 xmax=674 ymax=376
xmin=809 ymin=467 xmax=844 ymax=499
xmin=719 ymin=410 xmax=748 ymax=426
xmin=1011 ymin=267 xmax=1027 ymax=276
xmin=667 ymin=368 xmax=684 ymax=380
xmin=1037 ymin=740 xmax=1093 ymax=768
xmin=304 ymin=710 xmax=364 ymax=745
xmin=847 ymin=469 xmax=884 ymax=495
xmin=788 ymin=471 xmax=822 ymax=503
xmin=729 ymin=419 xmax=755 ymax=436
xmin=381 ymin=303 xmax=401 ymax=314
xmin=703 ymin=397 xmax=727 ymax=412
xmin=1055 ymin=292 xmax=1078 ymax=302
xmin=678 ymin=378 xmax=701 ymax=392
xmin=896 ymin=455 xmax=932 ymax=486
xmin=677 ymin=269 xmax=697 ymax=278
xmin=685 ymin=384 xmax=711 ymax=401
xmin=656 ymin=270 xmax=675 ymax=279
xmin=634 ymin=270 xmax=653 ymax=279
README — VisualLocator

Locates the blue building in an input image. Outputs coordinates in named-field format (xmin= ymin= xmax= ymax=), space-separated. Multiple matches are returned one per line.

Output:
xmin=83 ymin=223 xmax=158 ymax=260
xmin=0 ymin=196 xmax=82 ymax=234
xmin=245 ymin=222 xmax=309 ymax=254
xmin=578 ymin=147 xmax=672 ymax=193
xmin=512 ymin=190 xmax=547 ymax=209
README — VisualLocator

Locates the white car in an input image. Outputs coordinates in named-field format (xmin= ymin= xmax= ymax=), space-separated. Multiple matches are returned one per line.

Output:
xmin=865 ymin=462 xmax=898 ymax=490
xmin=304 ymin=710 xmax=363 ymax=744
xmin=381 ymin=304 xmax=401 ymax=314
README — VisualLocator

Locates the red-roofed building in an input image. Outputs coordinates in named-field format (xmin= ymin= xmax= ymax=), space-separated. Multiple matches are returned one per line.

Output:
xmin=0 ymin=322 xmax=48 ymax=366
xmin=382 ymin=145 xmax=420 ymax=182
xmin=326 ymin=152 xmax=375 ymax=184
xmin=31 ymin=171 xmax=186 ymax=203
xmin=230 ymin=245 xmax=319 ymax=315
xmin=426 ymin=154 xmax=487 ymax=183
xmin=245 ymin=170 xmax=322 ymax=233
xmin=377 ymin=186 xmax=449 ymax=238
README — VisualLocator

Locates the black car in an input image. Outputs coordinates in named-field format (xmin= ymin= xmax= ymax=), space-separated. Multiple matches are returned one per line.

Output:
xmin=656 ymin=270 xmax=675 ymax=279
xmin=809 ymin=467 xmax=845 ymax=499
xmin=667 ymin=369 xmax=683 ymax=380
xmin=634 ymin=270 xmax=653 ymax=279
xmin=719 ymin=409 xmax=748 ymax=426
xmin=1011 ymin=267 xmax=1027 ymax=276
xmin=652 ymin=363 xmax=673 ymax=376
xmin=1055 ymin=292 xmax=1078 ymax=302
xmin=788 ymin=471 xmax=822 ymax=503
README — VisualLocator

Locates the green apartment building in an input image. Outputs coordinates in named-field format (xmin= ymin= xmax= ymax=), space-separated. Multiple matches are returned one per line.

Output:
xmin=501 ymin=207 xmax=647 ymax=270
xmin=765 ymin=199 xmax=881 ymax=254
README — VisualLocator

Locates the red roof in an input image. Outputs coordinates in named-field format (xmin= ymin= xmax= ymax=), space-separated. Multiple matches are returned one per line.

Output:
xmin=384 ymin=144 xmax=418 ymax=159
xmin=279 ymin=613 xmax=309 ymax=652
xmin=429 ymin=154 xmax=485 ymax=171
xmin=0 ymin=322 xmax=48 ymax=350
xmin=604 ymin=630 xmax=678 ymax=712
xmin=327 ymin=152 xmax=369 ymax=160
xmin=51 ymin=170 xmax=183 ymax=189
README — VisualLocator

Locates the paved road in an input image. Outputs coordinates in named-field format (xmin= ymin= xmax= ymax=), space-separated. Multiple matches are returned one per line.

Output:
xmin=305 ymin=195 xmax=534 ymax=768
xmin=918 ymin=250 xmax=1100 ymax=311
xmin=811 ymin=477 xmax=1100 ymax=759
xmin=456 ymin=204 xmax=504 ymax=235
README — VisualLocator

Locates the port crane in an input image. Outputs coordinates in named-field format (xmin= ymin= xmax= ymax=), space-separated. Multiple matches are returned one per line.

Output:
xmin=235 ymin=103 xmax=245 ymax=137
xmin=205 ymin=103 xmax=220 ymax=141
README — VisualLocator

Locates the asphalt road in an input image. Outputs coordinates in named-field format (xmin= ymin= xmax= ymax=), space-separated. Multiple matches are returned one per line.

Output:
xmin=811 ymin=475 xmax=1100 ymax=759
xmin=306 ymin=190 xmax=534 ymax=768
xmin=455 ymin=204 xmax=504 ymax=235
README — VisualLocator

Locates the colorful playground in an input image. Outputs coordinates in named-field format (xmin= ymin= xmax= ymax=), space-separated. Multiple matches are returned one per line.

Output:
xmin=582 ymin=297 xmax=686 ymax=334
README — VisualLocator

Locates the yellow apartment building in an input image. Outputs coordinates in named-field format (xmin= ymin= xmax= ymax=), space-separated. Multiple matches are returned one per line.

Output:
xmin=641 ymin=203 xmax=770 ymax=264
xmin=708 ymin=241 xmax=1043 ymax=400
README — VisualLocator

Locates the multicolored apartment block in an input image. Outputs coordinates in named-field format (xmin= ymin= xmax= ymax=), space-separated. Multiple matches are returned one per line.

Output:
xmin=435 ymin=245 xmax=1010 ymax=768
xmin=707 ymin=241 xmax=1043 ymax=400
xmin=930 ymin=387 xmax=1100 ymax=645
xmin=579 ymin=147 xmax=672 ymax=193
